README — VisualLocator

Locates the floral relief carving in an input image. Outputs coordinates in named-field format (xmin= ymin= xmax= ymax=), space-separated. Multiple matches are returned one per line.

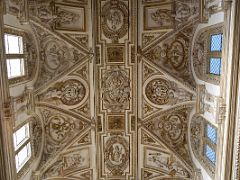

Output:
xmin=31 ymin=23 xmax=84 ymax=88
xmin=144 ymin=107 xmax=193 ymax=165
xmin=38 ymin=109 xmax=88 ymax=170
xmin=144 ymin=25 xmax=196 ymax=88
xmin=144 ymin=77 xmax=193 ymax=107
xmin=101 ymin=0 xmax=129 ymax=42
xmin=150 ymin=9 xmax=174 ymax=27
xmin=102 ymin=67 xmax=130 ymax=112
xmin=104 ymin=136 xmax=129 ymax=175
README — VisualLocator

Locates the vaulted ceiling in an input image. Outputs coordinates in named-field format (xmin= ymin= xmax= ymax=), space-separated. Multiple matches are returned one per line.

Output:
xmin=4 ymin=0 xmax=223 ymax=179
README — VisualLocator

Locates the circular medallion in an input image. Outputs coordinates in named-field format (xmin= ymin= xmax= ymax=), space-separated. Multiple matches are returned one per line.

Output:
xmin=60 ymin=79 xmax=86 ymax=106
xmin=145 ymin=78 xmax=171 ymax=105
xmin=102 ymin=0 xmax=128 ymax=40
xmin=104 ymin=136 xmax=129 ymax=175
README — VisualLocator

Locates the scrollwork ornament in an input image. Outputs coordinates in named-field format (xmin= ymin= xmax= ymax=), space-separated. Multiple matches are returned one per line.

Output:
xmin=102 ymin=67 xmax=130 ymax=112
xmin=104 ymin=136 xmax=129 ymax=175
xmin=101 ymin=0 xmax=129 ymax=42
xmin=145 ymin=78 xmax=171 ymax=105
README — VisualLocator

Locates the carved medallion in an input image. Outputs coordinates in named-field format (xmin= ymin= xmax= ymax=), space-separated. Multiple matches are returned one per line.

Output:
xmin=145 ymin=78 xmax=171 ymax=105
xmin=102 ymin=67 xmax=130 ymax=112
xmin=167 ymin=41 xmax=185 ymax=69
xmin=46 ymin=116 xmax=75 ymax=143
xmin=104 ymin=136 xmax=129 ymax=175
xmin=41 ymin=79 xmax=86 ymax=106
xmin=60 ymin=79 xmax=86 ymax=106
xmin=101 ymin=0 xmax=128 ymax=41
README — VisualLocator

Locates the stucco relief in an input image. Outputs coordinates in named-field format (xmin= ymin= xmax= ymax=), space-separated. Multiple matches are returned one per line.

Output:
xmin=144 ymin=148 xmax=192 ymax=178
xmin=39 ymin=78 xmax=87 ymax=107
xmin=102 ymin=66 xmax=130 ymax=112
xmin=104 ymin=136 xmax=129 ymax=175
xmin=42 ymin=148 xmax=91 ymax=179
xmin=101 ymin=0 xmax=129 ymax=42
xmin=31 ymin=22 xmax=85 ymax=89
xmin=144 ymin=77 xmax=193 ymax=107
xmin=38 ymin=108 xmax=89 ymax=171
xmin=144 ymin=24 xmax=196 ymax=88
xmin=144 ymin=106 xmax=193 ymax=165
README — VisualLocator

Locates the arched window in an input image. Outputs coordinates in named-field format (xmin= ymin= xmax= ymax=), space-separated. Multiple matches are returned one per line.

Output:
xmin=193 ymin=23 xmax=223 ymax=85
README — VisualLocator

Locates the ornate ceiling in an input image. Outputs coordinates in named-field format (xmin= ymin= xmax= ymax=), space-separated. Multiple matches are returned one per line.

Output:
xmin=4 ymin=0 xmax=223 ymax=179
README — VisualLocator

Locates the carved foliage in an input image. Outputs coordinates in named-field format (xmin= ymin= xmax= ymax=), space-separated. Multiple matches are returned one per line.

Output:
xmin=144 ymin=25 xmax=196 ymax=88
xmin=101 ymin=0 xmax=129 ymax=42
xmin=145 ymin=77 xmax=193 ymax=107
xmin=31 ymin=23 xmax=84 ymax=88
xmin=102 ymin=66 xmax=130 ymax=112
xmin=39 ymin=109 xmax=88 ymax=169
xmin=144 ymin=107 xmax=193 ymax=165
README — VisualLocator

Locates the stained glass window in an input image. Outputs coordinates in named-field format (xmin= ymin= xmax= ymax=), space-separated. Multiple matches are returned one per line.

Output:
xmin=206 ymin=124 xmax=217 ymax=144
xmin=204 ymin=145 xmax=216 ymax=165
xmin=210 ymin=34 xmax=223 ymax=52
xmin=209 ymin=58 xmax=221 ymax=75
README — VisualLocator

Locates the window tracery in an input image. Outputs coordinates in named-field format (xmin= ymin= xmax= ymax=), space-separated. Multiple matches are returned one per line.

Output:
xmin=193 ymin=23 xmax=223 ymax=85
xmin=190 ymin=115 xmax=217 ymax=177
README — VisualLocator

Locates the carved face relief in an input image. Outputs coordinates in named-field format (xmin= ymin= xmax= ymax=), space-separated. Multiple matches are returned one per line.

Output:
xmin=104 ymin=136 xmax=129 ymax=175
xmin=60 ymin=79 xmax=86 ymax=106
xmin=101 ymin=0 xmax=129 ymax=41
xmin=145 ymin=78 xmax=171 ymax=105
xmin=102 ymin=67 xmax=130 ymax=112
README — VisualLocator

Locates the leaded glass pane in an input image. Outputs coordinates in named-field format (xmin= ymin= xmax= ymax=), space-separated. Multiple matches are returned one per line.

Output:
xmin=209 ymin=58 xmax=221 ymax=75
xmin=204 ymin=145 xmax=216 ymax=165
xmin=206 ymin=124 xmax=217 ymax=144
xmin=210 ymin=34 xmax=223 ymax=52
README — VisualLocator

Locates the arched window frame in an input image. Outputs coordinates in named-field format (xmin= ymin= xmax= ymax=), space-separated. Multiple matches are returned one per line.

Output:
xmin=193 ymin=23 xmax=223 ymax=85
xmin=4 ymin=26 xmax=37 ymax=85
xmin=190 ymin=115 xmax=217 ymax=178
